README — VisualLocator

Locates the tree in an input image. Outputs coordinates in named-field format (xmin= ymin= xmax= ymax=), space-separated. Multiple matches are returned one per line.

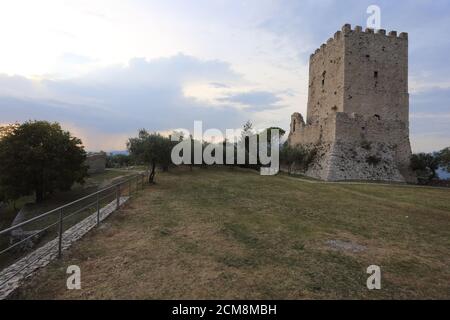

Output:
xmin=0 ymin=121 xmax=88 ymax=203
xmin=280 ymin=143 xmax=316 ymax=174
xmin=106 ymin=153 xmax=132 ymax=168
xmin=438 ymin=147 xmax=450 ymax=173
xmin=259 ymin=127 xmax=286 ymax=144
xmin=410 ymin=152 xmax=440 ymax=183
xmin=127 ymin=130 xmax=174 ymax=183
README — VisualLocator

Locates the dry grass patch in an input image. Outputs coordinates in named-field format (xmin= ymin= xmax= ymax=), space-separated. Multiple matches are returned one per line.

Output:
xmin=12 ymin=167 xmax=450 ymax=299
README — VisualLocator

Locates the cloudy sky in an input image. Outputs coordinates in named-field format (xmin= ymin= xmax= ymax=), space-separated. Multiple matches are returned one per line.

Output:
xmin=0 ymin=0 xmax=449 ymax=152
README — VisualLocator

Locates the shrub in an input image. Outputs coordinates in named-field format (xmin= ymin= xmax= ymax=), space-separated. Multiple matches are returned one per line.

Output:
xmin=410 ymin=153 xmax=439 ymax=183
xmin=438 ymin=147 xmax=450 ymax=173
xmin=280 ymin=143 xmax=317 ymax=174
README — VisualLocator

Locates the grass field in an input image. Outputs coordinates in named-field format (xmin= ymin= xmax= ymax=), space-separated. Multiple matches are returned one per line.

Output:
xmin=13 ymin=167 xmax=450 ymax=299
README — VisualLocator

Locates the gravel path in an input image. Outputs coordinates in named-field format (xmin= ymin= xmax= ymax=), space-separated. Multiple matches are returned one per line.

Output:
xmin=0 ymin=196 xmax=129 ymax=300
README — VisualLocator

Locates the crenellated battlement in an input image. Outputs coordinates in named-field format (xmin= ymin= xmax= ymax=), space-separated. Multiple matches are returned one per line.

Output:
xmin=310 ymin=24 xmax=408 ymax=60
xmin=340 ymin=23 xmax=407 ymax=39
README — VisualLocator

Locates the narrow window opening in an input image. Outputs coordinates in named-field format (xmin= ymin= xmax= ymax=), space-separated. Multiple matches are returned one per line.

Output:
xmin=293 ymin=120 xmax=296 ymax=132
xmin=374 ymin=71 xmax=378 ymax=78
xmin=374 ymin=114 xmax=381 ymax=120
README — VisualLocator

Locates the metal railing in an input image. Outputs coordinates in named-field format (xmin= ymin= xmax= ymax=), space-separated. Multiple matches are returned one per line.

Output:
xmin=0 ymin=173 xmax=146 ymax=287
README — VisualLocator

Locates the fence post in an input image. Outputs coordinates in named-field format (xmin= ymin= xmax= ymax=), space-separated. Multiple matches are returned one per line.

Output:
xmin=116 ymin=184 xmax=120 ymax=209
xmin=58 ymin=208 xmax=63 ymax=258
xmin=96 ymin=193 xmax=100 ymax=227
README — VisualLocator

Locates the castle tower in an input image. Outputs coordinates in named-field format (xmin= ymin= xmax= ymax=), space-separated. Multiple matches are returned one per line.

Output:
xmin=288 ymin=24 xmax=415 ymax=182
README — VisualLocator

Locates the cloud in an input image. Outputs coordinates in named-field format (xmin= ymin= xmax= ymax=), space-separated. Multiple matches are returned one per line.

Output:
xmin=60 ymin=53 xmax=97 ymax=65
xmin=409 ymin=87 xmax=450 ymax=152
xmin=209 ymin=82 xmax=230 ymax=88
xmin=410 ymin=133 xmax=450 ymax=153
xmin=217 ymin=90 xmax=284 ymax=111
xmin=0 ymin=54 xmax=248 ymax=150
xmin=2 ymin=1 xmax=450 ymax=153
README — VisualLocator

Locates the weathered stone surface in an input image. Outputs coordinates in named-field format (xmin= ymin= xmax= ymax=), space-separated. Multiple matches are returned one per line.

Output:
xmin=288 ymin=24 xmax=416 ymax=183
xmin=0 ymin=197 xmax=129 ymax=300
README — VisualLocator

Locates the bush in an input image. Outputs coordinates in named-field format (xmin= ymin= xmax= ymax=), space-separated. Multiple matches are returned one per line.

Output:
xmin=410 ymin=153 xmax=439 ymax=183
xmin=280 ymin=143 xmax=317 ymax=174
xmin=106 ymin=154 xmax=133 ymax=168
xmin=438 ymin=147 xmax=450 ymax=173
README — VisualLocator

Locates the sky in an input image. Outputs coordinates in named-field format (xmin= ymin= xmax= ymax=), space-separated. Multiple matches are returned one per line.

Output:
xmin=0 ymin=0 xmax=449 ymax=152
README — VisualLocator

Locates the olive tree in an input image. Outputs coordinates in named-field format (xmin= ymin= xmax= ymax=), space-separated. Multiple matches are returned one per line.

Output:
xmin=127 ymin=130 xmax=174 ymax=183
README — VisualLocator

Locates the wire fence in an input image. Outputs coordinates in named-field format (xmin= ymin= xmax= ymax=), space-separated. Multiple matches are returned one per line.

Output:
xmin=0 ymin=173 xmax=146 ymax=287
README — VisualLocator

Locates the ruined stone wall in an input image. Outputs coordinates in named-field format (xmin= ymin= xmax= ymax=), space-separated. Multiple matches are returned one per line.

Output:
xmin=288 ymin=112 xmax=336 ymax=146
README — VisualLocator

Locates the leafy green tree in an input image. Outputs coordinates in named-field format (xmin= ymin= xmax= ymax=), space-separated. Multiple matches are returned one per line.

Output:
xmin=0 ymin=121 xmax=88 ymax=203
xmin=259 ymin=127 xmax=286 ymax=144
xmin=127 ymin=130 xmax=174 ymax=183
xmin=410 ymin=152 xmax=440 ymax=182
xmin=438 ymin=147 xmax=450 ymax=173
xmin=280 ymin=143 xmax=316 ymax=174
xmin=106 ymin=154 xmax=132 ymax=168
xmin=259 ymin=126 xmax=285 ymax=156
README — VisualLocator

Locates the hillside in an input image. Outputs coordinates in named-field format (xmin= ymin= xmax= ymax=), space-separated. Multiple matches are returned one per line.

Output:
xmin=14 ymin=167 xmax=450 ymax=299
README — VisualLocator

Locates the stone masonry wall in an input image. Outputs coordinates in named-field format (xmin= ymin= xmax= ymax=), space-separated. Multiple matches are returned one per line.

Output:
xmin=287 ymin=24 xmax=415 ymax=183
xmin=307 ymin=30 xmax=345 ymax=124
xmin=343 ymin=25 xmax=409 ymax=123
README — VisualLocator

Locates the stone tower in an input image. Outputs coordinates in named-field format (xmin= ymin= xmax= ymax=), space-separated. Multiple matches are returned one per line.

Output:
xmin=288 ymin=24 xmax=416 ymax=182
